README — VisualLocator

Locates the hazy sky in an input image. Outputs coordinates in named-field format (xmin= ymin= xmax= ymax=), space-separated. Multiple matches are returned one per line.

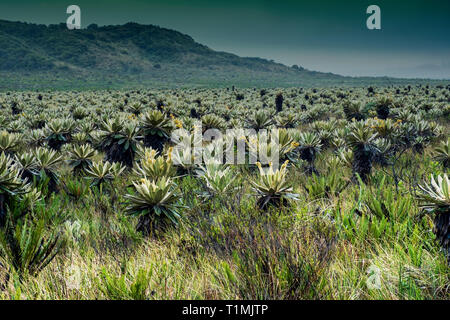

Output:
xmin=1 ymin=0 xmax=449 ymax=78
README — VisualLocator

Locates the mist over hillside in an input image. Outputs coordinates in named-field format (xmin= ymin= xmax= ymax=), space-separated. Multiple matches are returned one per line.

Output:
xmin=0 ymin=20 xmax=447 ymax=90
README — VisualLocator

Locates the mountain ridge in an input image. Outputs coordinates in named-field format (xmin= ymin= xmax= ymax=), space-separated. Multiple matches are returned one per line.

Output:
xmin=0 ymin=19 xmax=447 ymax=90
xmin=0 ymin=20 xmax=315 ymax=74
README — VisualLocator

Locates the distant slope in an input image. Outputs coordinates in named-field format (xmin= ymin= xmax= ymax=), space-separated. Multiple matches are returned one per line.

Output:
xmin=0 ymin=20 xmax=316 ymax=74
xmin=0 ymin=20 xmax=446 ymax=90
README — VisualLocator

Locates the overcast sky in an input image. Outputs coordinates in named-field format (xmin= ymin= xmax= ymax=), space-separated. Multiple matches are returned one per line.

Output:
xmin=1 ymin=0 xmax=449 ymax=79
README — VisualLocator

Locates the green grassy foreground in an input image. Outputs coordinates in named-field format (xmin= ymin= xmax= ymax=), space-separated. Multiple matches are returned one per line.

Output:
xmin=0 ymin=85 xmax=448 ymax=300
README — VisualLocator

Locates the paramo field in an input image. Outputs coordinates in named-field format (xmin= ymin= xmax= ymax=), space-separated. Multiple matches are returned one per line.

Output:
xmin=0 ymin=85 xmax=448 ymax=299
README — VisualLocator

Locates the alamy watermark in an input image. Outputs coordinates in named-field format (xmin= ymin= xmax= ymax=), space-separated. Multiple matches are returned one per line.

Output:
xmin=366 ymin=264 xmax=382 ymax=290
xmin=367 ymin=5 xmax=381 ymax=30
xmin=66 ymin=5 xmax=381 ymax=31
xmin=66 ymin=5 xmax=81 ymax=30
xmin=171 ymin=126 xmax=281 ymax=174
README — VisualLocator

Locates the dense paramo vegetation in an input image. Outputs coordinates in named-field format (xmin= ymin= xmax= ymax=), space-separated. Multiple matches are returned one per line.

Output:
xmin=0 ymin=84 xmax=449 ymax=299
